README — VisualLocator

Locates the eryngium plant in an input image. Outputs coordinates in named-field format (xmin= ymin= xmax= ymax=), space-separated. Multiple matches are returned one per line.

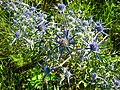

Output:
xmin=4 ymin=0 xmax=117 ymax=89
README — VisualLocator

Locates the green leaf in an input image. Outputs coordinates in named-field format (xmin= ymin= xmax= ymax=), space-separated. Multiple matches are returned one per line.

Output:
xmin=79 ymin=80 xmax=88 ymax=88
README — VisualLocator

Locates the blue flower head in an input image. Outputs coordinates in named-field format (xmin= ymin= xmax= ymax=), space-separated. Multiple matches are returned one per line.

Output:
xmin=38 ymin=61 xmax=60 ymax=81
xmin=59 ymin=38 xmax=69 ymax=46
xmin=15 ymin=31 xmax=21 ymax=38
xmin=24 ymin=12 xmax=31 ymax=18
xmin=13 ymin=19 xmax=18 ymax=24
xmin=91 ymin=73 xmax=97 ymax=79
xmin=58 ymin=4 xmax=66 ymax=11
xmin=36 ymin=23 xmax=47 ymax=40
xmin=90 ymin=42 xmax=99 ymax=52
xmin=82 ymin=20 xmax=89 ymax=26
xmin=38 ymin=12 xmax=45 ymax=20
xmin=9 ymin=2 xmax=14 ymax=6
xmin=95 ymin=21 xmax=110 ymax=35
xmin=60 ymin=67 xmax=75 ymax=85
xmin=43 ymin=66 xmax=51 ymax=74
xmin=91 ymin=73 xmax=104 ymax=80
xmin=69 ymin=10 xmax=74 ymax=15
xmin=29 ymin=2 xmax=40 ymax=11
xmin=37 ymin=23 xmax=46 ymax=33
xmin=14 ymin=1 xmax=20 ymax=6
xmin=56 ymin=30 xmax=75 ymax=60
xmin=91 ymin=73 xmax=108 ymax=85
xmin=113 ymin=78 xmax=120 ymax=88
xmin=30 ymin=6 xmax=36 ymax=11
xmin=80 ymin=34 xmax=108 ymax=62
xmin=38 ymin=62 xmax=51 ymax=74
xmin=10 ymin=27 xmax=22 ymax=45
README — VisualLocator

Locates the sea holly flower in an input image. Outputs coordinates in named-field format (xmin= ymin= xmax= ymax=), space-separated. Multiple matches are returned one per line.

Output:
xmin=57 ymin=4 xmax=66 ymax=11
xmin=81 ymin=20 xmax=90 ymax=26
xmin=91 ymin=73 xmax=103 ymax=79
xmin=23 ymin=12 xmax=32 ymax=19
xmin=54 ymin=3 xmax=66 ymax=14
xmin=7 ymin=1 xmax=18 ymax=12
xmin=9 ymin=1 xmax=15 ymax=6
xmin=38 ymin=62 xmax=60 ymax=81
xmin=60 ymin=67 xmax=75 ymax=85
xmin=36 ymin=22 xmax=49 ymax=40
xmin=112 ymin=78 xmax=120 ymax=89
xmin=9 ymin=0 xmax=22 ymax=7
xmin=13 ymin=19 xmax=19 ymax=24
xmin=79 ymin=34 xmax=108 ymax=62
xmin=91 ymin=73 xmax=97 ymax=79
xmin=55 ymin=30 xmax=75 ymax=60
xmin=38 ymin=12 xmax=44 ymax=18
xmin=37 ymin=12 xmax=47 ymax=22
xmin=23 ymin=38 xmax=34 ymax=50
xmin=69 ymin=10 xmax=74 ymax=15
xmin=94 ymin=21 xmax=110 ymax=36
xmin=38 ymin=57 xmax=71 ymax=81
xmin=37 ymin=23 xmax=46 ymax=34
xmin=10 ymin=27 xmax=22 ymax=45
xmin=28 ymin=2 xmax=40 ymax=12
xmin=91 ymin=73 xmax=108 ymax=85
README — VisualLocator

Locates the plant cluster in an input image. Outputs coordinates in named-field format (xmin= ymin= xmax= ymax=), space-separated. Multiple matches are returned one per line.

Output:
xmin=2 ymin=0 xmax=120 ymax=89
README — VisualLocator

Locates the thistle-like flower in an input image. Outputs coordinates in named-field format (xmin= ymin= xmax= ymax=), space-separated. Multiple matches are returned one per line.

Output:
xmin=112 ymin=78 xmax=120 ymax=89
xmin=55 ymin=29 xmax=75 ymax=60
xmin=10 ymin=27 xmax=22 ymax=45
xmin=80 ymin=34 xmax=108 ymax=62
xmin=91 ymin=73 xmax=108 ymax=85
xmin=91 ymin=73 xmax=104 ymax=80
xmin=37 ymin=23 xmax=46 ymax=34
xmin=38 ymin=62 xmax=60 ymax=81
xmin=54 ymin=3 xmax=66 ymax=14
xmin=60 ymin=67 xmax=75 ymax=85
xmin=57 ymin=4 xmax=66 ymax=11
xmin=28 ymin=2 xmax=40 ymax=12
xmin=36 ymin=22 xmax=48 ymax=41
xmin=91 ymin=73 xmax=97 ymax=79
xmin=94 ymin=21 xmax=110 ymax=36
xmin=9 ymin=1 xmax=15 ymax=6
xmin=23 ymin=38 xmax=34 ymax=50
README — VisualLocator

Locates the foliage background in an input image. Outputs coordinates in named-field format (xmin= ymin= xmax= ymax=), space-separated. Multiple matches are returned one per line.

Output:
xmin=0 ymin=0 xmax=120 ymax=90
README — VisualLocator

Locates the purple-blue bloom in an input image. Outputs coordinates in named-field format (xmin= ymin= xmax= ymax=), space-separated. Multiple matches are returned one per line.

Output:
xmin=91 ymin=73 xmax=97 ymax=79
xmin=10 ymin=27 xmax=22 ymax=45
xmin=28 ymin=2 xmax=40 ymax=11
xmin=60 ymin=67 xmax=75 ymax=85
xmin=55 ymin=30 xmax=75 ymax=60
xmin=113 ymin=78 xmax=120 ymax=88
xmin=23 ymin=12 xmax=31 ymax=18
xmin=38 ymin=62 xmax=60 ymax=81
xmin=9 ymin=2 xmax=15 ymax=6
xmin=69 ymin=10 xmax=74 ymax=15
xmin=91 ymin=73 xmax=108 ymax=85
xmin=57 ymin=4 xmax=66 ymax=11
xmin=37 ymin=23 xmax=46 ymax=33
xmin=36 ymin=23 xmax=47 ymax=40
xmin=79 ymin=34 xmax=108 ymax=62
xmin=94 ymin=21 xmax=110 ymax=36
